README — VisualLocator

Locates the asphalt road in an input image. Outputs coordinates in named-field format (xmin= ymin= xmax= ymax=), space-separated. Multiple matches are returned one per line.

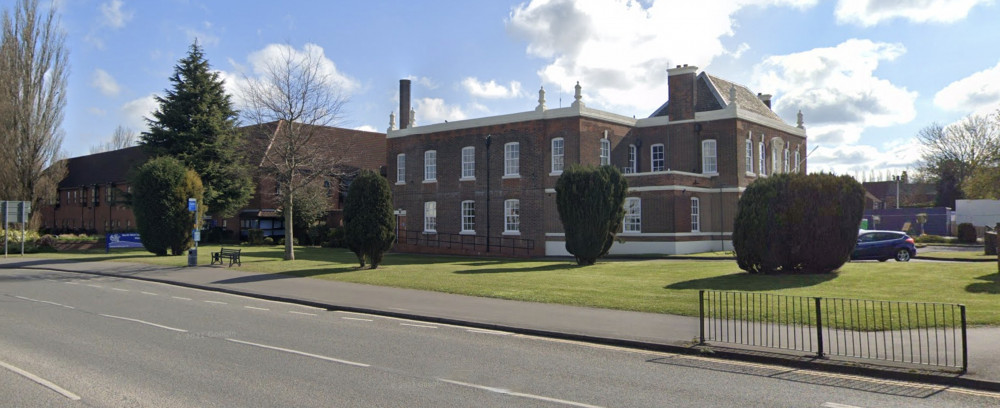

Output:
xmin=2 ymin=268 xmax=999 ymax=407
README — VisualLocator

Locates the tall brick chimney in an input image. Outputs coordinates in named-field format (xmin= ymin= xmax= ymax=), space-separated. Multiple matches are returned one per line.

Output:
xmin=399 ymin=79 xmax=411 ymax=129
xmin=666 ymin=64 xmax=698 ymax=121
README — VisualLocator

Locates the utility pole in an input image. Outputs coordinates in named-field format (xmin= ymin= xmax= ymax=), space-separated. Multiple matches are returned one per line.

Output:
xmin=893 ymin=175 xmax=901 ymax=209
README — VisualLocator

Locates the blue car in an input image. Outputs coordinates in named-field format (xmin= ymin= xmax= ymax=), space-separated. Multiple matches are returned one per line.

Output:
xmin=852 ymin=230 xmax=917 ymax=262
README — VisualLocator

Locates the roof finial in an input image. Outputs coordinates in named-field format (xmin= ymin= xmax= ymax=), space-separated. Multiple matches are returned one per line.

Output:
xmin=729 ymin=85 xmax=737 ymax=106
xmin=388 ymin=111 xmax=396 ymax=132
xmin=797 ymin=109 xmax=805 ymax=129
xmin=409 ymin=108 xmax=415 ymax=127
xmin=571 ymin=81 xmax=585 ymax=108
xmin=536 ymin=86 xmax=547 ymax=112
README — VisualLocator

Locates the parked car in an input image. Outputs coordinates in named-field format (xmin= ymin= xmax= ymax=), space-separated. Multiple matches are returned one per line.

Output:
xmin=852 ymin=230 xmax=917 ymax=262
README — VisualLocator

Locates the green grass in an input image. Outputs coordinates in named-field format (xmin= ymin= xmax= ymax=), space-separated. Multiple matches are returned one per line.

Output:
xmin=23 ymin=246 xmax=1000 ymax=327
xmin=918 ymin=251 xmax=997 ymax=261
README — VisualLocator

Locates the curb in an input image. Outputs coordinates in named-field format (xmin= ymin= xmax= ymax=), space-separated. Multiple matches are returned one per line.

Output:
xmin=11 ymin=263 xmax=1000 ymax=393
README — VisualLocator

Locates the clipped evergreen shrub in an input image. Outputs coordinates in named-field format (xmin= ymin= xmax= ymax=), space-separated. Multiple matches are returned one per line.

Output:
xmin=555 ymin=165 xmax=628 ymax=266
xmin=733 ymin=173 xmax=864 ymax=274
xmin=130 ymin=157 xmax=204 ymax=256
xmin=343 ymin=170 xmax=396 ymax=269
xmin=957 ymin=223 xmax=977 ymax=244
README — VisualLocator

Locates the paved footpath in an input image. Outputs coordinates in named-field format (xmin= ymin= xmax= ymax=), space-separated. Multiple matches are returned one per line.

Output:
xmin=3 ymin=257 xmax=1000 ymax=391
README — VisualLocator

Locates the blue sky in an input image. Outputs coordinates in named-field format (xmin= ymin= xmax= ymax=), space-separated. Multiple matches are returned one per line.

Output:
xmin=28 ymin=0 xmax=1000 ymax=176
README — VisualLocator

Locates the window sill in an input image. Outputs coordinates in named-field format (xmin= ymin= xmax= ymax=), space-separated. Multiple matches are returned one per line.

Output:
xmin=549 ymin=171 xmax=563 ymax=176
xmin=745 ymin=172 xmax=756 ymax=177
xmin=396 ymin=181 xmax=406 ymax=185
xmin=621 ymin=231 xmax=641 ymax=235
xmin=422 ymin=230 xmax=437 ymax=235
xmin=502 ymin=231 xmax=521 ymax=236
xmin=502 ymin=175 xmax=520 ymax=179
xmin=702 ymin=172 xmax=719 ymax=177
xmin=459 ymin=230 xmax=476 ymax=235
xmin=422 ymin=180 xmax=437 ymax=184
xmin=459 ymin=177 xmax=476 ymax=182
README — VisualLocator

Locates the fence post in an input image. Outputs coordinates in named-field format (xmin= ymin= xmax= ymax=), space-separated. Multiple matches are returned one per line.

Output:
xmin=961 ymin=304 xmax=968 ymax=373
xmin=815 ymin=297 xmax=824 ymax=358
xmin=699 ymin=290 xmax=706 ymax=344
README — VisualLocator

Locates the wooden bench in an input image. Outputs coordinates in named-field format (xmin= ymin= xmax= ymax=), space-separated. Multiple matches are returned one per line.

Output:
xmin=211 ymin=248 xmax=242 ymax=267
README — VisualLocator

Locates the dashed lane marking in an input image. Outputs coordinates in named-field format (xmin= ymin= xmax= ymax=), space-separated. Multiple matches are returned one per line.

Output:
xmin=226 ymin=338 xmax=369 ymax=367
xmin=341 ymin=317 xmax=373 ymax=322
xmin=401 ymin=323 xmax=438 ymax=329
xmin=14 ymin=296 xmax=74 ymax=309
xmin=244 ymin=306 xmax=269 ymax=311
xmin=203 ymin=300 xmax=227 ymax=305
xmin=0 ymin=360 xmax=81 ymax=401
xmin=438 ymin=378 xmax=603 ymax=408
xmin=99 ymin=314 xmax=188 ymax=333
xmin=171 ymin=296 xmax=191 ymax=301
xmin=288 ymin=311 xmax=317 ymax=316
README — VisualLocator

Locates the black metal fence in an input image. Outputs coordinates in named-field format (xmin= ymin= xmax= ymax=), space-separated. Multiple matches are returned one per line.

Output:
xmin=699 ymin=290 xmax=967 ymax=371
xmin=398 ymin=229 xmax=534 ymax=256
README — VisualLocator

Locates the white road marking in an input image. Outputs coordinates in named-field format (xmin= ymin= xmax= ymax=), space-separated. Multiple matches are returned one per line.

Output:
xmin=140 ymin=291 xmax=158 ymax=296
xmin=401 ymin=323 xmax=438 ymax=329
xmin=438 ymin=378 xmax=603 ymax=408
xmin=203 ymin=300 xmax=227 ymax=305
xmin=466 ymin=328 xmax=510 ymax=336
xmin=86 ymin=284 xmax=102 ymax=288
xmin=341 ymin=317 xmax=373 ymax=322
xmin=111 ymin=288 xmax=129 ymax=292
xmin=244 ymin=306 xmax=269 ymax=311
xmin=171 ymin=296 xmax=192 ymax=301
xmin=99 ymin=314 xmax=188 ymax=333
xmin=288 ymin=311 xmax=317 ymax=316
xmin=140 ymin=280 xmax=326 ymax=311
xmin=63 ymin=281 xmax=78 ymax=285
xmin=225 ymin=338 xmax=369 ymax=367
xmin=822 ymin=403 xmax=863 ymax=408
xmin=0 ymin=360 xmax=81 ymax=401
xmin=14 ymin=296 xmax=74 ymax=309
xmin=389 ymin=307 xmax=409 ymax=311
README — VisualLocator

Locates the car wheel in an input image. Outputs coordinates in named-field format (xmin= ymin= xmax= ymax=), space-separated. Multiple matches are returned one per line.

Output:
xmin=895 ymin=249 xmax=911 ymax=262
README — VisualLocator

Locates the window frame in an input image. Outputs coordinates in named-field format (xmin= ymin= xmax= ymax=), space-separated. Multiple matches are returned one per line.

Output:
xmin=623 ymin=197 xmax=641 ymax=233
xmin=651 ymin=143 xmax=665 ymax=172
xmin=551 ymin=137 xmax=564 ymax=174
xmin=745 ymin=137 xmax=754 ymax=175
xmin=691 ymin=197 xmax=701 ymax=232
xmin=627 ymin=144 xmax=637 ymax=174
xmin=794 ymin=150 xmax=801 ymax=173
xmin=460 ymin=200 xmax=475 ymax=234
xmin=396 ymin=153 xmax=406 ymax=184
xmin=504 ymin=199 xmax=520 ymax=234
xmin=600 ymin=138 xmax=611 ymax=166
xmin=424 ymin=150 xmax=437 ymax=182
xmin=424 ymin=201 xmax=437 ymax=233
xmin=461 ymin=146 xmax=475 ymax=180
xmin=758 ymin=141 xmax=766 ymax=176
xmin=504 ymin=142 xmax=520 ymax=177
xmin=701 ymin=139 xmax=717 ymax=175
xmin=783 ymin=148 xmax=790 ymax=173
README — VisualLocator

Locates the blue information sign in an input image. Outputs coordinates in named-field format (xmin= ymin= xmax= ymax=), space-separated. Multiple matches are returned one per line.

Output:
xmin=188 ymin=198 xmax=197 ymax=212
xmin=106 ymin=233 xmax=144 ymax=253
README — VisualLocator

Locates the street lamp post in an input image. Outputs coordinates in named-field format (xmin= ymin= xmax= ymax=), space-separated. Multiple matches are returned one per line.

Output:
xmin=484 ymin=134 xmax=492 ymax=253
xmin=893 ymin=175 xmax=901 ymax=209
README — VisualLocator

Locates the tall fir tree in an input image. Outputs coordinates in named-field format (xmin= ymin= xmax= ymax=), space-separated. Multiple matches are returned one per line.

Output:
xmin=141 ymin=41 xmax=252 ymax=218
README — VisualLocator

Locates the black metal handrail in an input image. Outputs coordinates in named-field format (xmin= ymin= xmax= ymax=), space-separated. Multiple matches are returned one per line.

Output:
xmin=398 ymin=229 xmax=534 ymax=255
xmin=699 ymin=290 xmax=967 ymax=371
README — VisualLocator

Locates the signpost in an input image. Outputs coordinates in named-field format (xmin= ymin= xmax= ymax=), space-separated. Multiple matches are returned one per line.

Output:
xmin=188 ymin=198 xmax=198 ymax=267
xmin=2 ymin=200 xmax=30 ymax=258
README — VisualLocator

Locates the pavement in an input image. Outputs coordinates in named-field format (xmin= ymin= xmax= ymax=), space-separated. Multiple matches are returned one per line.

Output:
xmin=3 ymin=256 xmax=1000 ymax=392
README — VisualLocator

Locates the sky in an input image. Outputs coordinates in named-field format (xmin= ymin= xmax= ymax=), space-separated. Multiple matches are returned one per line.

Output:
xmin=20 ymin=0 xmax=1000 ymax=176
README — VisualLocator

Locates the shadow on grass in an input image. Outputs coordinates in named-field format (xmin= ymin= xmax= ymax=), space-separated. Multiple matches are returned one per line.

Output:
xmin=453 ymin=262 xmax=579 ymax=274
xmin=966 ymin=273 xmax=1000 ymax=294
xmin=666 ymin=271 xmax=838 ymax=291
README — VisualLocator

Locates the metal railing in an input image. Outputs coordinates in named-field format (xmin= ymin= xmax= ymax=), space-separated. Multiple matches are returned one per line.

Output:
xmin=699 ymin=290 xmax=967 ymax=371
xmin=398 ymin=229 xmax=535 ymax=256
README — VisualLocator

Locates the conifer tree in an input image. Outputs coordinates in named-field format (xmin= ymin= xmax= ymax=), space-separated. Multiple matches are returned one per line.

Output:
xmin=142 ymin=41 xmax=252 ymax=218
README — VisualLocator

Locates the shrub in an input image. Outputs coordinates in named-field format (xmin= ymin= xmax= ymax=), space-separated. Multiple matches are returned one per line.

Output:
xmin=129 ymin=156 xmax=205 ymax=256
xmin=263 ymin=237 xmax=274 ymax=245
xmin=957 ymin=223 xmax=977 ymax=244
xmin=343 ymin=170 xmax=396 ymax=268
xmin=307 ymin=224 xmax=331 ymax=247
xmin=276 ymin=237 xmax=299 ymax=246
xmin=555 ymin=165 xmax=628 ymax=266
xmin=914 ymin=234 xmax=950 ymax=244
xmin=246 ymin=229 xmax=264 ymax=245
xmin=327 ymin=226 xmax=346 ymax=248
xmin=35 ymin=234 xmax=57 ymax=248
xmin=733 ymin=173 xmax=864 ymax=274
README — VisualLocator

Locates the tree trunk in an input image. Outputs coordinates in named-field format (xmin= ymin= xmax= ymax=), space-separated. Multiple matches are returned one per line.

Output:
xmin=284 ymin=193 xmax=295 ymax=261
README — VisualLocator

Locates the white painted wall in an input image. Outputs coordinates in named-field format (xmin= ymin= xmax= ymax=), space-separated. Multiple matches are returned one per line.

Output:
xmin=955 ymin=200 xmax=1000 ymax=228
xmin=545 ymin=239 xmax=732 ymax=256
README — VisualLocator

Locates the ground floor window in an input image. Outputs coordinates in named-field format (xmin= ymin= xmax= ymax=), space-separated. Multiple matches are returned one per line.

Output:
xmin=691 ymin=197 xmax=700 ymax=232
xmin=424 ymin=201 xmax=437 ymax=232
xmin=623 ymin=197 xmax=641 ymax=233
xmin=504 ymin=199 xmax=519 ymax=233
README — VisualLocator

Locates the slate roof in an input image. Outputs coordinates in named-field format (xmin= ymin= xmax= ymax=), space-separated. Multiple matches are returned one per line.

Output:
xmin=649 ymin=72 xmax=784 ymax=122
xmin=58 ymin=146 xmax=148 ymax=188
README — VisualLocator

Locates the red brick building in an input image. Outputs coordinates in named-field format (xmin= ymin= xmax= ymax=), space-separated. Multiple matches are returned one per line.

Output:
xmin=40 ymin=122 xmax=386 ymax=240
xmin=388 ymin=65 xmax=807 ymax=257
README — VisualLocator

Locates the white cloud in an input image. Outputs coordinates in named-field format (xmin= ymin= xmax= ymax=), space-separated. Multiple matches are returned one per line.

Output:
xmin=181 ymin=22 xmax=220 ymax=47
xmin=100 ymin=0 xmax=133 ymax=29
xmin=835 ymin=0 xmax=991 ymax=26
xmin=406 ymin=75 xmax=439 ymax=90
xmin=354 ymin=125 xmax=377 ymax=132
xmin=245 ymin=43 xmax=359 ymax=94
xmin=934 ymin=60 xmax=1000 ymax=115
xmin=120 ymin=94 xmax=158 ymax=131
xmin=506 ymin=0 xmax=818 ymax=112
xmin=462 ymin=77 xmax=524 ymax=99
xmin=413 ymin=98 xmax=466 ymax=125
xmin=90 ymin=69 xmax=121 ymax=96
xmin=807 ymin=142 xmax=920 ymax=175
xmin=753 ymin=39 xmax=917 ymax=145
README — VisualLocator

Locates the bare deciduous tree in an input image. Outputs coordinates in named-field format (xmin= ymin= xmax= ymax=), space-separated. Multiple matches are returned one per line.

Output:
xmin=918 ymin=113 xmax=1000 ymax=207
xmin=0 ymin=0 xmax=68 ymax=222
xmin=90 ymin=125 xmax=137 ymax=154
xmin=240 ymin=44 xmax=355 ymax=261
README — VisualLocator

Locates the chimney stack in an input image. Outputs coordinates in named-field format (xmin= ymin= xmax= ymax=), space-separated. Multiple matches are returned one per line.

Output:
xmin=757 ymin=93 xmax=772 ymax=110
xmin=666 ymin=64 xmax=698 ymax=121
xmin=399 ymin=79 xmax=411 ymax=129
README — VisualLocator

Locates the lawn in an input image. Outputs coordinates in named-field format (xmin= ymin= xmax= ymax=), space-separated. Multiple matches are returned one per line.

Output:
xmin=26 ymin=246 xmax=1000 ymax=326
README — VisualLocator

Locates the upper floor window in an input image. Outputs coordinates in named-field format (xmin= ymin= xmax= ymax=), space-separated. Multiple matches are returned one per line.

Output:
xmin=504 ymin=199 xmax=520 ymax=233
xmin=623 ymin=197 xmax=641 ymax=233
xmin=702 ymin=139 xmax=717 ymax=174
xmin=691 ymin=197 xmax=701 ymax=232
xmin=424 ymin=201 xmax=437 ymax=232
xmin=745 ymin=138 xmax=753 ymax=175
xmin=794 ymin=150 xmax=801 ymax=173
xmin=651 ymin=144 xmax=665 ymax=172
xmin=783 ymin=148 xmax=790 ymax=173
xmin=424 ymin=150 xmax=437 ymax=181
xmin=396 ymin=153 xmax=406 ymax=184
xmin=461 ymin=146 xmax=475 ymax=179
xmin=600 ymin=138 xmax=611 ymax=166
xmin=758 ymin=141 xmax=766 ymax=176
xmin=461 ymin=200 xmax=475 ymax=233
xmin=551 ymin=138 xmax=564 ymax=174
xmin=505 ymin=142 xmax=519 ymax=177
xmin=627 ymin=144 xmax=637 ymax=174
